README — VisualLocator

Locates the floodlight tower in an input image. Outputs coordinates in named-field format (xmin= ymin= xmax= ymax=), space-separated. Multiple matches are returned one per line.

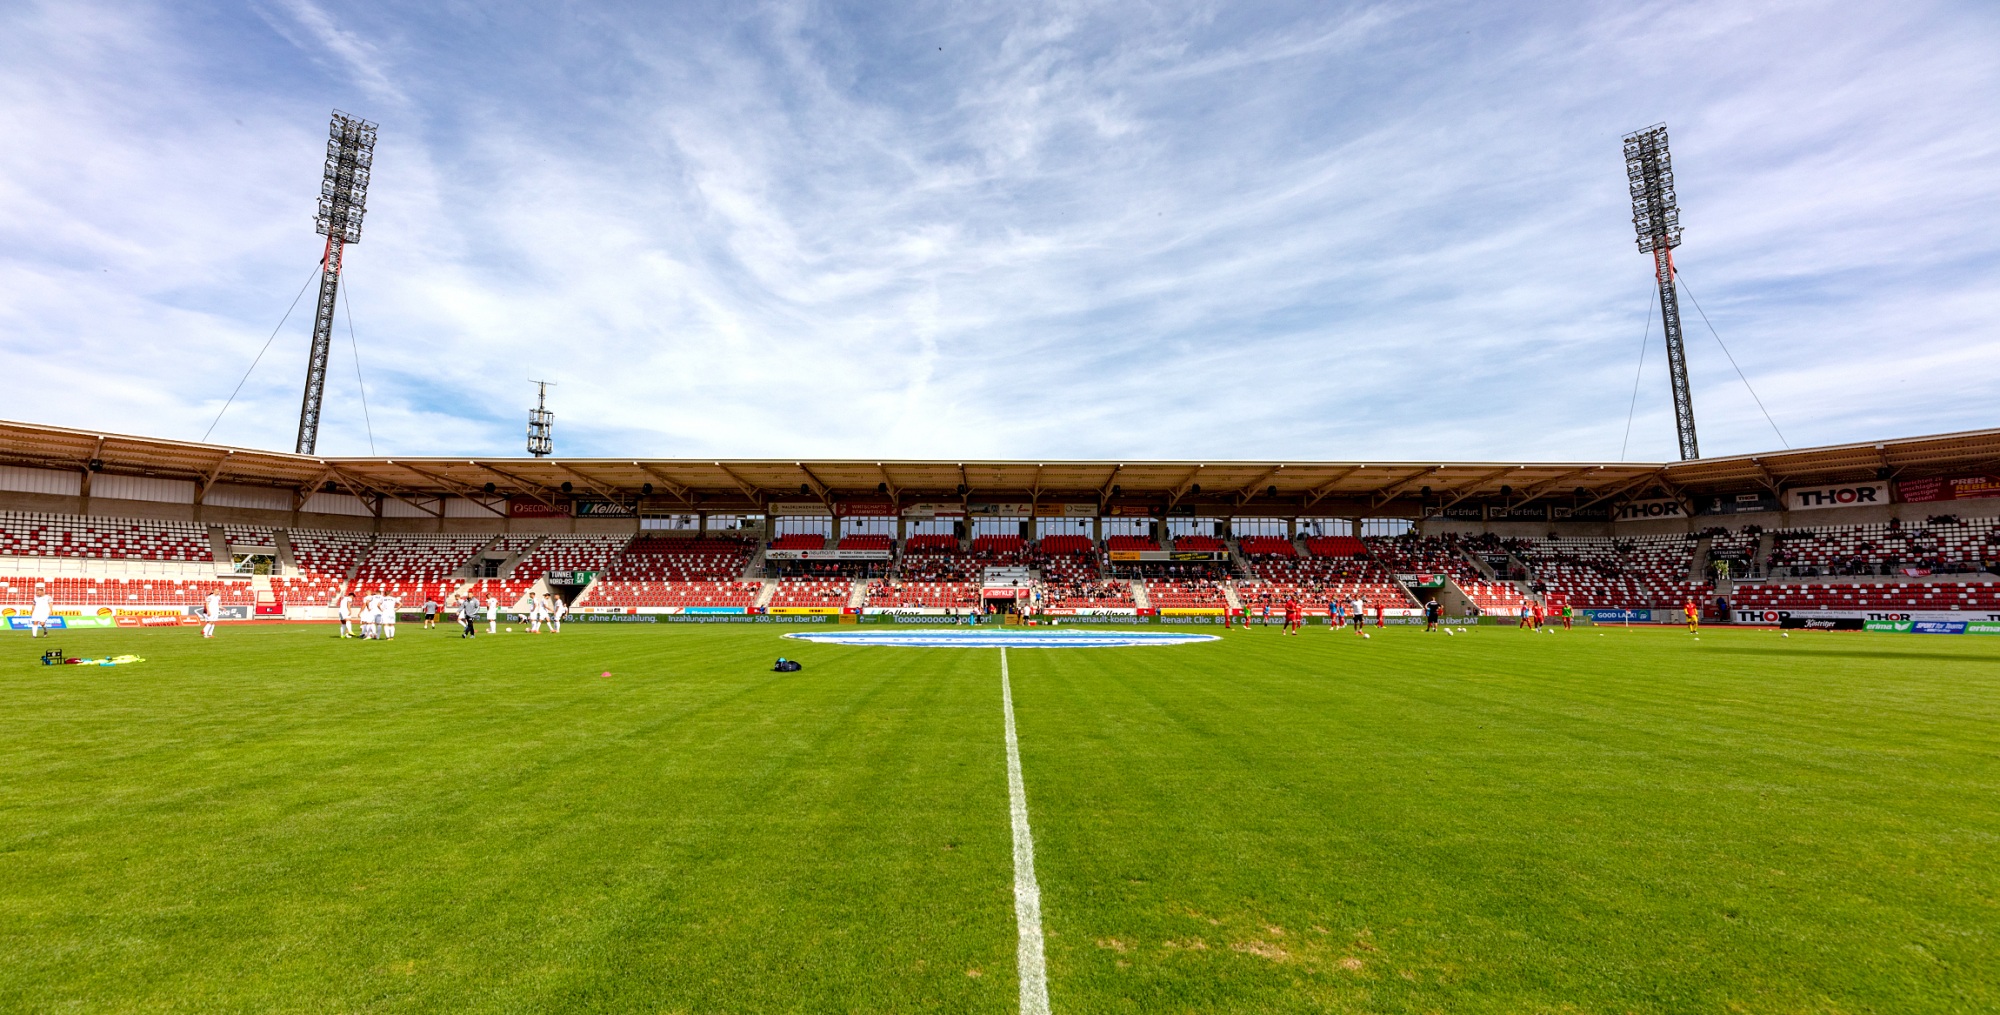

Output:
xmin=527 ymin=381 xmax=555 ymax=457
xmin=296 ymin=110 xmax=378 ymax=455
xmin=1623 ymin=123 xmax=1699 ymax=460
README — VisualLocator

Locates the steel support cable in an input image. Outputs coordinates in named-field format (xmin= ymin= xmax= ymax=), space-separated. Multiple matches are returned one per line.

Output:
xmin=1620 ymin=285 xmax=1656 ymax=461
xmin=340 ymin=273 xmax=377 ymax=454
xmin=1674 ymin=270 xmax=1789 ymax=449
xmin=202 ymin=261 xmax=323 ymax=443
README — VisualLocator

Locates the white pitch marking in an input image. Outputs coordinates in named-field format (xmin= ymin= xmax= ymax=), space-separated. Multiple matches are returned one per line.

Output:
xmin=1001 ymin=647 xmax=1053 ymax=1015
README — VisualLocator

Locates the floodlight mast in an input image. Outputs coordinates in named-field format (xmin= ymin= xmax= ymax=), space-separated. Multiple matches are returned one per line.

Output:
xmin=1623 ymin=123 xmax=1698 ymax=461
xmin=295 ymin=110 xmax=378 ymax=455
xmin=527 ymin=381 xmax=555 ymax=457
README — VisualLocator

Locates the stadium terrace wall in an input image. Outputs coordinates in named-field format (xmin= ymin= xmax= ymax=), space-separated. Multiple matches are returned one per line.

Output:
xmin=0 ymin=484 xmax=647 ymax=537
xmin=1419 ymin=498 xmax=2000 ymax=541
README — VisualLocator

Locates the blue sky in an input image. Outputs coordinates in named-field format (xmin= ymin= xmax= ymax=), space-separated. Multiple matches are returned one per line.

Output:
xmin=2 ymin=0 xmax=1995 ymax=462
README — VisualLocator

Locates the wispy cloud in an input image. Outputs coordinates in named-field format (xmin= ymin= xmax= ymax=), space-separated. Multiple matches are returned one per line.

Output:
xmin=256 ymin=0 xmax=406 ymax=106
xmin=0 ymin=0 xmax=1995 ymax=463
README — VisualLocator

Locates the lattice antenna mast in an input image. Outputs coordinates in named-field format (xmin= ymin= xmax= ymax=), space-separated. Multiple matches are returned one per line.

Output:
xmin=296 ymin=110 xmax=378 ymax=455
xmin=527 ymin=381 xmax=556 ymax=457
xmin=1624 ymin=123 xmax=1698 ymax=460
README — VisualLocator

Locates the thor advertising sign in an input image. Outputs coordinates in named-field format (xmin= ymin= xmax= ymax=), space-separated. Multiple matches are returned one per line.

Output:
xmin=1615 ymin=498 xmax=1683 ymax=521
xmin=1786 ymin=481 xmax=1889 ymax=511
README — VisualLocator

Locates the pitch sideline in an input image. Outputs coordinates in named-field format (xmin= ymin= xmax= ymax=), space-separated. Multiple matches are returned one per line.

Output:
xmin=1001 ymin=647 xmax=1052 ymax=1015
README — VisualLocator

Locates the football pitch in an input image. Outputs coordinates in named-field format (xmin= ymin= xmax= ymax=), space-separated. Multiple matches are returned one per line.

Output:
xmin=3 ymin=622 xmax=1995 ymax=1013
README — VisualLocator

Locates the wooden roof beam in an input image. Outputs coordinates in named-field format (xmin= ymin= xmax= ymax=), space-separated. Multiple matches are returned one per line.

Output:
xmin=632 ymin=463 xmax=695 ymax=505
xmin=1439 ymin=468 xmax=1516 ymax=510
xmin=1304 ymin=466 xmax=1365 ymax=507
xmin=326 ymin=465 xmax=441 ymax=518
xmin=550 ymin=462 xmax=627 ymax=505
xmin=1233 ymin=465 xmax=1284 ymax=506
xmin=390 ymin=463 xmax=507 ymax=516
xmin=712 ymin=463 xmax=763 ymax=503
xmin=1578 ymin=471 xmax=1664 ymax=511
xmin=1369 ymin=466 xmax=1444 ymax=508
xmin=470 ymin=462 xmax=563 ymax=510
xmin=1506 ymin=467 xmax=1598 ymax=510
xmin=1166 ymin=465 xmax=1206 ymax=509
xmin=193 ymin=451 xmax=234 ymax=504
xmin=1097 ymin=464 xmax=1125 ymax=503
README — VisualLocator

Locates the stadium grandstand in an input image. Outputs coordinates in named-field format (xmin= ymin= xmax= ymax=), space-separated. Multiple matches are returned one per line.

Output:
xmin=1 ymin=419 xmax=1998 ymax=627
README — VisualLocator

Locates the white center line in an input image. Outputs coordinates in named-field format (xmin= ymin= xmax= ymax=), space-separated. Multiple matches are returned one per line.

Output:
xmin=1001 ymin=647 xmax=1052 ymax=1015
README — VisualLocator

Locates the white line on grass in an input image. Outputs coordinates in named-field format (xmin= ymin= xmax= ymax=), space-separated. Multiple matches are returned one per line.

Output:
xmin=1001 ymin=647 xmax=1053 ymax=1015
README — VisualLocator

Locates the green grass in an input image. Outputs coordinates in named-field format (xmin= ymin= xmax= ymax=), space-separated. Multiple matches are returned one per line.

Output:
xmin=2 ymin=622 xmax=1996 ymax=1013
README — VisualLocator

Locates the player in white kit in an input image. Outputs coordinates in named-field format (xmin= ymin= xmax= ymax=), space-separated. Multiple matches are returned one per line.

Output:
xmin=202 ymin=591 xmax=221 ymax=638
xmin=336 ymin=591 xmax=354 ymax=638
xmin=528 ymin=594 xmax=548 ymax=634
xmin=30 ymin=582 xmax=53 ymax=638
xmin=550 ymin=595 xmax=567 ymax=634
xmin=380 ymin=592 xmax=399 ymax=639
xmin=487 ymin=594 xmax=499 ymax=634
xmin=359 ymin=592 xmax=378 ymax=639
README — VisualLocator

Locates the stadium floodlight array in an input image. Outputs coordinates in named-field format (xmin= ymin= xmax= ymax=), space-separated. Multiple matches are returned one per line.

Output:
xmin=296 ymin=110 xmax=379 ymax=456
xmin=1623 ymin=123 xmax=1699 ymax=461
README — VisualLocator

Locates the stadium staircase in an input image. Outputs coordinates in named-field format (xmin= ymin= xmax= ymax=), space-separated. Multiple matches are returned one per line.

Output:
xmin=753 ymin=579 xmax=778 ymax=609
xmin=1688 ymin=535 xmax=1713 ymax=585
xmin=1221 ymin=583 xmax=1244 ymax=612
xmin=273 ymin=531 xmax=299 ymax=577
xmin=204 ymin=526 xmax=231 ymax=569
xmin=846 ymin=580 xmax=868 ymax=610
xmin=1130 ymin=580 xmax=1151 ymax=611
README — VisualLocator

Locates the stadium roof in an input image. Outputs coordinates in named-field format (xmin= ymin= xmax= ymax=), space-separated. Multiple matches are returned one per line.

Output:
xmin=1 ymin=419 xmax=1994 ymax=516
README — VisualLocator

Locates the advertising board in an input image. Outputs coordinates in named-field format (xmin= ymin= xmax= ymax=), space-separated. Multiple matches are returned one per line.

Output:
xmin=1735 ymin=608 xmax=2000 ymax=625
xmin=900 ymin=502 xmax=964 ymax=518
xmin=1785 ymin=482 xmax=1889 ymax=511
xmin=1424 ymin=503 xmax=1484 ymax=520
xmin=574 ymin=500 xmax=634 ymax=517
xmin=1584 ymin=609 xmax=1659 ymax=624
xmin=768 ymin=606 xmax=844 ymax=616
xmin=833 ymin=499 xmax=897 ymax=517
xmin=1614 ymin=498 xmax=1684 ymax=521
xmin=1107 ymin=550 xmax=1225 ymax=562
xmin=1700 ymin=493 xmax=1780 ymax=516
xmin=1551 ymin=504 xmax=1610 ymax=520
xmin=768 ymin=501 xmax=831 ymax=516
xmin=1896 ymin=474 xmax=2000 ymax=503
xmin=764 ymin=548 xmax=891 ymax=560
xmin=1780 ymin=616 xmax=1866 ymax=631
xmin=1033 ymin=503 xmax=1097 ymax=517
xmin=508 ymin=499 xmax=570 ymax=518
